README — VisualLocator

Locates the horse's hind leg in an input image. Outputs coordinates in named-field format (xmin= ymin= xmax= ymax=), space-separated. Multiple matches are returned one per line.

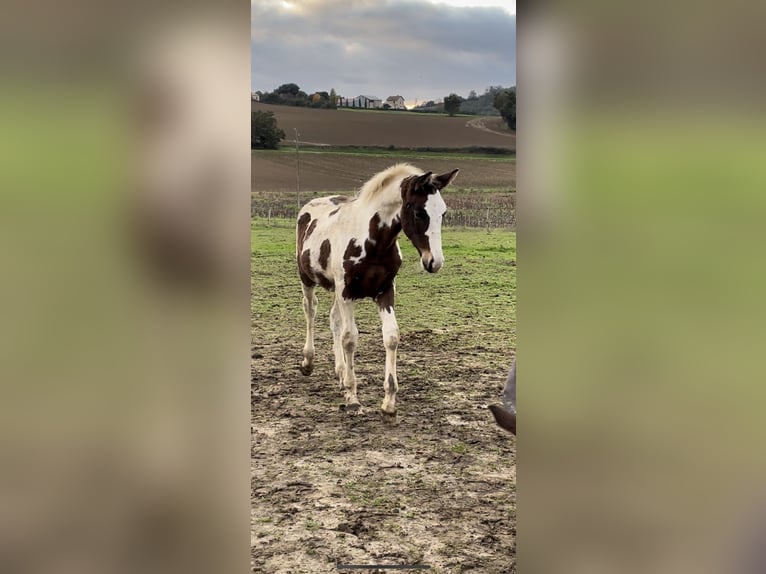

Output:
xmin=329 ymin=298 xmax=345 ymax=388
xmin=300 ymin=284 xmax=318 ymax=376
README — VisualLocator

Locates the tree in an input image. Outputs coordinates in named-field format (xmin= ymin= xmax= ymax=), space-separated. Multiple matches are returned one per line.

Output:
xmin=276 ymin=83 xmax=301 ymax=96
xmin=251 ymin=110 xmax=285 ymax=149
xmin=329 ymin=88 xmax=338 ymax=109
xmin=493 ymin=88 xmax=516 ymax=130
xmin=444 ymin=93 xmax=463 ymax=116
xmin=261 ymin=91 xmax=281 ymax=104
xmin=468 ymin=90 xmax=478 ymax=100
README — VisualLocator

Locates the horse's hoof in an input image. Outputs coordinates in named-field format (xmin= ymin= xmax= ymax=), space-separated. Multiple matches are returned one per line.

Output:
xmin=341 ymin=402 xmax=364 ymax=415
xmin=299 ymin=363 xmax=313 ymax=376
xmin=380 ymin=410 xmax=397 ymax=424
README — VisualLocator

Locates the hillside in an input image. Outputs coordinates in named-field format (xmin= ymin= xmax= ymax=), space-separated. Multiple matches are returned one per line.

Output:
xmin=252 ymin=102 xmax=515 ymax=149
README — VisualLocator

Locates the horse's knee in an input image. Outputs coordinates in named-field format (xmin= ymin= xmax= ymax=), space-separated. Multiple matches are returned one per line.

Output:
xmin=341 ymin=329 xmax=357 ymax=353
xmin=303 ymin=296 xmax=317 ymax=314
xmin=383 ymin=331 xmax=399 ymax=351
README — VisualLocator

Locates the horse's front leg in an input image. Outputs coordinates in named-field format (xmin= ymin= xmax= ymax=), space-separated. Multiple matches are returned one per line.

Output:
xmin=336 ymin=295 xmax=362 ymax=411
xmin=377 ymin=287 xmax=399 ymax=419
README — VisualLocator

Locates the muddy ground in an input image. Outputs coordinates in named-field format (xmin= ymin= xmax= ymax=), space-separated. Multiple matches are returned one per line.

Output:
xmin=251 ymin=225 xmax=516 ymax=573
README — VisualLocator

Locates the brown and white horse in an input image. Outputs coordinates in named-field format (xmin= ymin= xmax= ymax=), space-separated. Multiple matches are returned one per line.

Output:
xmin=296 ymin=163 xmax=459 ymax=417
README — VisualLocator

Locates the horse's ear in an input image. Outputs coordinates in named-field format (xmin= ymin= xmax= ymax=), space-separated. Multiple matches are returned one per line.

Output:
xmin=417 ymin=172 xmax=433 ymax=186
xmin=433 ymin=168 xmax=459 ymax=189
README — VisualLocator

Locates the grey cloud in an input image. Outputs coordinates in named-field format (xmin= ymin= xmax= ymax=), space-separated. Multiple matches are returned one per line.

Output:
xmin=252 ymin=0 xmax=514 ymax=102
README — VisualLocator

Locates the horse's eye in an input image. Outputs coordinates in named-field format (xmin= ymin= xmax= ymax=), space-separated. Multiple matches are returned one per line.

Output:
xmin=415 ymin=210 xmax=427 ymax=220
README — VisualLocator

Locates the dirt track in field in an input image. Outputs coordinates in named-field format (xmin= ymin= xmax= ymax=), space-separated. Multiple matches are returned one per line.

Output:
xmin=252 ymin=102 xmax=516 ymax=149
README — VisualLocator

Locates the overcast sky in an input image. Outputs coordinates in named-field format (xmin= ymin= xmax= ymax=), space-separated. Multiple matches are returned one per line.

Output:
xmin=251 ymin=0 xmax=515 ymax=107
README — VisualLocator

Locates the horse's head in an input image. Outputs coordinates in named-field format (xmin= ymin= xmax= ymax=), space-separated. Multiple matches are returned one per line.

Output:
xmin=400 ymin=169 xmax=458 ymax=273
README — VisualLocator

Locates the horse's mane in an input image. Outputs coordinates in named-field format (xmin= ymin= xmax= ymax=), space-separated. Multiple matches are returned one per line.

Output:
xmin=355 ymin=163 xmax=422 ymax=203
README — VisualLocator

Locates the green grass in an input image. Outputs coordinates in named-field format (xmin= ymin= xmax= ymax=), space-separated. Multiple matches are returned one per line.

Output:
xmin=251 ymin=219 xmax=516 ymax=353
xmin=451 ymin=443 xmax=469 ymax=454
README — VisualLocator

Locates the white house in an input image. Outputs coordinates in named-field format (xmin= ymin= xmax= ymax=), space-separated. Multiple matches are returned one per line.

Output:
xmin=341 ymin=95 xmax=382 ymax=109
xmin=251 ymin=92 xmax=260 ymax=101
xmin=385 ymin=95 xmax=406 ymax=110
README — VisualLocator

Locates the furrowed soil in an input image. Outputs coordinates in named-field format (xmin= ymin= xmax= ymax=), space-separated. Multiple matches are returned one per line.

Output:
xmin=252 ymin=150 xmax=515 ymax=195
xmin=252 ymin=102 xmax=515 ymax=149
xmin=252 ymin=221 xmax=516 ymax=573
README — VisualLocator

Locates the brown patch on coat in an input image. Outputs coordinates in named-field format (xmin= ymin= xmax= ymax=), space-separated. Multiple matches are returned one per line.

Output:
xmin=318 ymin=239 xmax=331 ymax=270
xmin=375 ymin=285 xmax=395 ymax=313
xmin=343 ymin=238 xmax=363 ymax=261
xmin=298 ymin=249 xmax=314 ymax=287
xmin=315 ymin=272 xmax=334 ymax=291
xmin=341 ymin=214 xmax=403 ymax=301
xmin=399 ymin=173 xmax=434 ymax=256
xmin=305 ymin=219 xmax=318 ymax=241
xmin=296 ymin=212 xmax=311 ymax=253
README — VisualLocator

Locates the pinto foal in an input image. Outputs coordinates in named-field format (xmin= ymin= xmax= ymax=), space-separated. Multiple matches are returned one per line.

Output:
xmin=296 ymin=164 xmax=459 ymax=417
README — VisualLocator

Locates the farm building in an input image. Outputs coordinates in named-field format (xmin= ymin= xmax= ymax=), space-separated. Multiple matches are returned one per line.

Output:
xmin=385 ymin=95 xmax=406 ymax=109
xmin=339 ymin=94 xmax=383 ymax=109
xmin=251 ymin=92 xmax=260 ymax=101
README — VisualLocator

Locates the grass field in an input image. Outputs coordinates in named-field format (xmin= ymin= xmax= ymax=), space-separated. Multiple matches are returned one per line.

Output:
xmin=251 ymin=219 xmax=516 ymax=573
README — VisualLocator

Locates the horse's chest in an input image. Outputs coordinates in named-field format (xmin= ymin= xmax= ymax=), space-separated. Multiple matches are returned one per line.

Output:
xmin=341 ymin=249 xmax=402 ymax=300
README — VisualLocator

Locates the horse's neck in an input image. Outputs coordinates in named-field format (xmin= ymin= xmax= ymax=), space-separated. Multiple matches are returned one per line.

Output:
xmin=361 ymin=179 xmax=403 ymax=227
xmin=355 ymin=193 xmax=403 ymax=253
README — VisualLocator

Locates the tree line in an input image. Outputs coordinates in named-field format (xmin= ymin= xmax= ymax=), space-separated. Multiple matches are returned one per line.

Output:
xmin=252 ymin=84 xmax=515 ymax=150
xmin=413 ymin=85 xmax=515 ymax=129
xmin=256 ymin=83 xmax=338 ymax=109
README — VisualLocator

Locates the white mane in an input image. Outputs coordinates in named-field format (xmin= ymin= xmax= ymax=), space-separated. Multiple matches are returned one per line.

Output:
xmin=355 ymin=163 xmax=423 ymax=204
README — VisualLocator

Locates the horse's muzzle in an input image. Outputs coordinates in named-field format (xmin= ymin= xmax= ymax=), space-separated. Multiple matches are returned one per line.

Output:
xmin=423 ymin=256 xmax=443 ymax=273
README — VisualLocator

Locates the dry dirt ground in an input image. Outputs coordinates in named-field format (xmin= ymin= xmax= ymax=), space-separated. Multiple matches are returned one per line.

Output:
xmin=252 ymin=152 xmax=515 ymax=194
xmin=252 ymin=335 xmax=517 ymax=574
xmin=252 ymin=102 xmax=515 ymax=149
xmin=252 ymin=224 xmax=516 ymax=573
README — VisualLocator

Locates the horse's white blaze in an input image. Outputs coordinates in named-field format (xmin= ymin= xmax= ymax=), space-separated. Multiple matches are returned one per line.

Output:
xmin=425 ymin=192 xmax=447 ymax=271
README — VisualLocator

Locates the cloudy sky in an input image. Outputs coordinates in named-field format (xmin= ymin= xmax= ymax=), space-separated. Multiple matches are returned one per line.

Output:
xmin=251 ymin=0 xmax=515 ymax=107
